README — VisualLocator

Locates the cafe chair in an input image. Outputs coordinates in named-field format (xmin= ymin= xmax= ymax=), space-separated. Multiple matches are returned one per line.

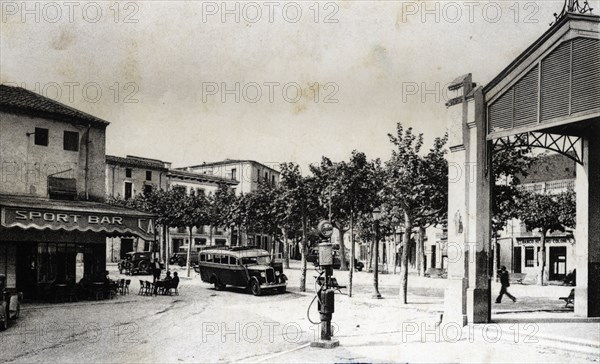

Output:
xmin=167 ymin=281 xmax=179 ymax=296
xmin=124 ymin=279 xmax=131 ymax=295
xmin=138 ymin=280 xmax=145 ymax=295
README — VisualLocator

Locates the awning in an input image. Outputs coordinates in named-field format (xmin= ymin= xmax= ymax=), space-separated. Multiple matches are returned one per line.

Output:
xmin=0 ymin=195 xmax=156 ymax=241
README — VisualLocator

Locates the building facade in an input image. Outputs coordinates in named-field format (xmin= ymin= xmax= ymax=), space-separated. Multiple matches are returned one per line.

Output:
xmin=105 ymin=155 xmax=170 ymax=262
xmin=167 ymin=169 xmax=238 ymax=258
xmin=179 ymin=160 xmax=280 ymax=250
xmin=0 ymin=85 xmax=154 ymax=300
xmin=181 ymin=159 xmax=280 ymax=195
xmin=496 ymin=153 xmax=576 ymax=282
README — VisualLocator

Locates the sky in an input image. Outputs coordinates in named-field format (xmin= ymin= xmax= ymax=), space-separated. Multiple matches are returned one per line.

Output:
xmin=1 ymin=0 xmax=590 ymax=173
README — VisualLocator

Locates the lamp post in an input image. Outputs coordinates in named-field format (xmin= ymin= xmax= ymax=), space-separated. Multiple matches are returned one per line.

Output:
xmin=372 ymin=208 xmax=382 ymax=299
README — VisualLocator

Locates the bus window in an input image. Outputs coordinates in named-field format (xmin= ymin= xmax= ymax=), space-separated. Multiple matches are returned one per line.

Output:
xmin=229 ymin=256 xmax=237 ymax=265
xmin=206 ymin=254 xmax=213 ymax=263
xmin=199 ymin=254 xmax=206 ymax=262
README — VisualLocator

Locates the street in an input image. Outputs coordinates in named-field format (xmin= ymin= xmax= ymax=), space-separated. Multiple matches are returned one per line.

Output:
xmin=1 ymin=261 xmax=598 ymax=363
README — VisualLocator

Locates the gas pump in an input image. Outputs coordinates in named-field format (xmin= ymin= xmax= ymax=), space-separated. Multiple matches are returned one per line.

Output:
xmin=309 ymin=221 xmax=344 ymax=348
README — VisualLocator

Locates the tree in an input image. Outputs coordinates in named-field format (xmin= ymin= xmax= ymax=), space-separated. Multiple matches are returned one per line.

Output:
xmin=518 ymin=189 xmax=576 ymax=285
xmin=172 ymin=189 xmax=210 ymax=277
xmin=278 ymin=163 xmax=323 ymax=292
xmin=382 ymin=123 xmax=448 ymax=304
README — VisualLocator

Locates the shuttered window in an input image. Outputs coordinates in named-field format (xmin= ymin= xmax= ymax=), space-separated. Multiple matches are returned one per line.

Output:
xmin=541 ymin=42 xmax=571 ymax=121
xmin=488 ymin=89 xmax=513 ymax=133
xmin=514 ymin=66 xmax=539 ymax=128
xmin=571 ymin=37 xmax=600 ymax=114
xmin=487 ymin=38 xmax=598 ymax=136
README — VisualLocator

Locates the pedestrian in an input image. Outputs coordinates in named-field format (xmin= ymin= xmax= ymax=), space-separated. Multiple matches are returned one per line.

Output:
xmin=152 ymin=258 xmax=161 ymax=283
xmin=496 ymin=266 xmax=516 ymax=303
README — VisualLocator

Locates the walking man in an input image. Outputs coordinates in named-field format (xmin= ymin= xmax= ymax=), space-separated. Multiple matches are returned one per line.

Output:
xmin=152 ymin=258 xmax=161 ymax=283
xmin=496 ymin=266 xmax=516 ymax=303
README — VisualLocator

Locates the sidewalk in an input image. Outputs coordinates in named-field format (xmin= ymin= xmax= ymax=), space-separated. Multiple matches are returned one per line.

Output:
xmin=261 ymin=261 xmax=600 ymax=363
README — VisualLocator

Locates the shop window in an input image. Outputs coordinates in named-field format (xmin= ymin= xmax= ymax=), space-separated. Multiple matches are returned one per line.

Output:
xmin=125 ymin=168 xmax=132 ymax=178
xmin=34 ymin=127 xmax=48 ymax=146
xmin=525 ymin=247 xmax=535 ymax=267
xmin=146 ymin=171 xmax=152 ymax=181
xmin=195 ymin=238 xmax=207 ymax=245
xmin=63 ymin=131 xmax=79 ymax=151
xmin=231 ymin=168 xmax=237 ymax=180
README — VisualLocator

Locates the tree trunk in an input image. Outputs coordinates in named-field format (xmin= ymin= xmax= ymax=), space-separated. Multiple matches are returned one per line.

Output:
xmin=186 ymin=227 xmax=193 ymax=278
xmin=300 ymin=215 xmax=308 ymax=292
xmin=349 ymin=213 xmax=355 ymax=297
xmin=338 ymin=227 xmax=348 ymax=271
xmin=368 ymin=240 xmax=374 ymax=272
xmin=538 ymin=229 xmax=547 ymax=286
xmin=417 ymin=226 xmax=426 ymax=277
xmin=393 ymin=229 xmax=398 ymax=275
xmin=237 ymin=224 xmax=242 ymax=246
xmin=209 ymin=225 xmax=213 ymax=246
xmin=282 ymin=228 xmax=290 ymax=269
xmin=400 ymin=211 xmax=412 ymax=304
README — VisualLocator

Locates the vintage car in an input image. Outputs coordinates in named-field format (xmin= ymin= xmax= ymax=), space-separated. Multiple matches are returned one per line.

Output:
xmin=196 ymin=247 xmax=287 ymax=296
xmin=0 ymin=274 xmax=22 ymax=331
xmin=169 ymin=252 xmax=196 ymax=266
xmin=118 ymin=252 xmax=163 ymax=275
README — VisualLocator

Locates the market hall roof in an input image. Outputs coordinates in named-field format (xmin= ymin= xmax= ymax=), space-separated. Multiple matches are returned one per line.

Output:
xmin=0 ymin=194 xmax=155 ymax=241
xmin=0 ymin=84 xmax=110 ymax=128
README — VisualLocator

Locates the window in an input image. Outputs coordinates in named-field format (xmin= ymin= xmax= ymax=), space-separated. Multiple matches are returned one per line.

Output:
xmin=63 ymin=131 xmax=79 ymax=151
xmin=125 ymin=168 xmax=132 ymax=178
xmin=199 ymin=254 xmax=206 ymax=262
xmin=229 ymin=256 xmax=237 ymax=265
xmin=146 ymin=171 xmax=152 ymax=181
xmin=143 ymin=184 xmax=153 ymax=196
xmin=195 ymin=238 xmax=207 ymax=245
xmin=272 ymin=175 xmax=275 ymax=185
xmin=525 ymin=247 xmax=535 ymax=267
xmin=231 ymin=168 xmax=237 ymax=180
xmin=124 ymin=182 xmax=133 ymax=200
xmin=264 ymin=172 xmax=268 ymax=181
xmin=34 ymin=127 xmax=49 ymax=146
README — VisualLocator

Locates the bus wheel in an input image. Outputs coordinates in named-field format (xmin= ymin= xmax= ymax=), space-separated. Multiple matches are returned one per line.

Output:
xmin=214 ymin=282 xmax=225 ymax=291
xmin=249 ymin=279 xmax=261 ymax=296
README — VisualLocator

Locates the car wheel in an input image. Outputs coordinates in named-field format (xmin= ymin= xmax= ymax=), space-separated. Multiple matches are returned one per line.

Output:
xmin=138 ymin=260 xmax=149 ymax=271
xmin=249 ymin=279 xmax=261 ymax=296
xmin=214 ymin=282 xmax=225 ymax=291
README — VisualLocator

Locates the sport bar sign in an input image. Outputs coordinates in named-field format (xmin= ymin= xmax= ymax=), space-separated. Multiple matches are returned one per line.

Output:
xmin=1 ymin=206 xmax=155 ymax=240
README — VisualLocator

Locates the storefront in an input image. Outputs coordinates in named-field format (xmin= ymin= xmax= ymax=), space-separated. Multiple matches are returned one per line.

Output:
xmin=0 ymin=195 xmax=155 ymax=301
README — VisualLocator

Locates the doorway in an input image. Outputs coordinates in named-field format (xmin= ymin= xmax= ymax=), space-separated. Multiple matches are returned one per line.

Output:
xmin=549 ymin=246 xmax=567 ymax=281
xmin=513 ymin=247 xmax=522 ymax=273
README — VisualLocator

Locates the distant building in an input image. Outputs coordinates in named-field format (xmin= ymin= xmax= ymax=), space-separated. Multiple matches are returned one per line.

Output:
xmin=167 ymin=169 xmax=238 ymax=258
xmin=105 ymin=155 xmax=171 ymax=261
xmin=180 ymin=159 xmax=280 ymax=195
xmin=178 ymin=159 xmax=281 ymax=251
xmin=496 ymin=153 xmax=576 ymax=281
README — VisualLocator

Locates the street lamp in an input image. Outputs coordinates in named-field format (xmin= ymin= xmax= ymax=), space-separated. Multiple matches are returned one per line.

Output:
xmin=372 ymin=208 xmax=382 ymax=299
